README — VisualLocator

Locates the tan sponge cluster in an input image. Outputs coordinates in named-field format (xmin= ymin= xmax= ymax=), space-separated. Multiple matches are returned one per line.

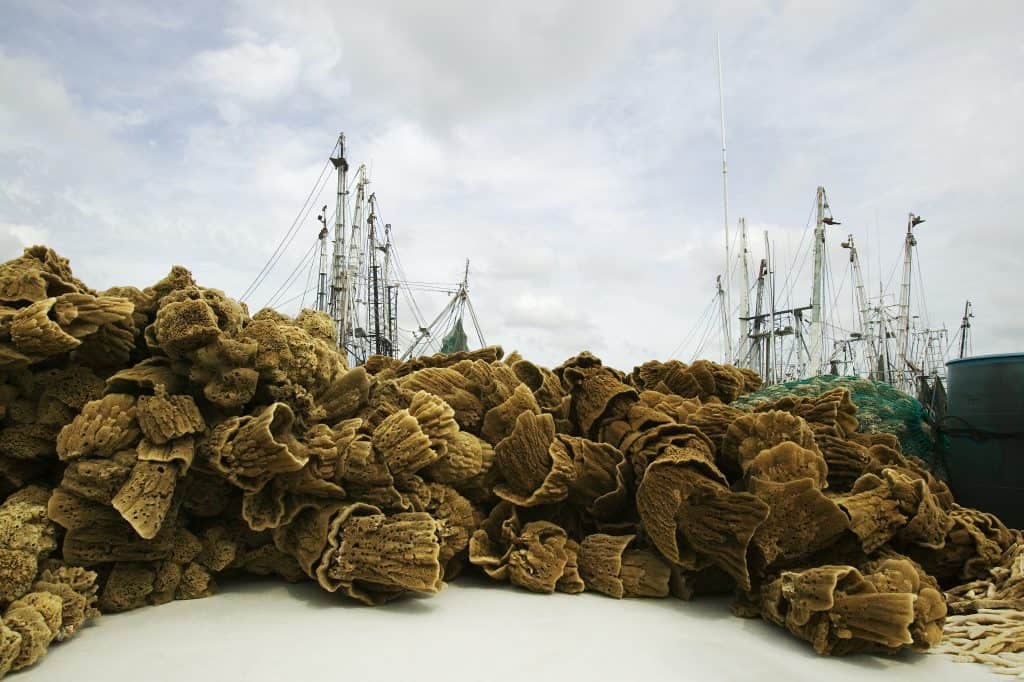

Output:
xmin=0 ymin=245 xmax=1018 ymax=677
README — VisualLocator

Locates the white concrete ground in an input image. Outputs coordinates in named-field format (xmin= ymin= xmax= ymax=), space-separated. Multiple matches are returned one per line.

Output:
xmin=38 ymin=574 xmax=996 ymax=682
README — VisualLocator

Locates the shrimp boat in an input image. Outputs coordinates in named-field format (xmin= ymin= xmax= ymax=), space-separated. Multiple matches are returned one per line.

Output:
xmin=315 ymin=133 xmax=486 ymax=366
xmin=676 ymin=40 xmax=970 ymax=414
xmin=243 ymin=133 xmax=485 ymax=367
xmin=694 ymin=186 xmax=966 ymax=417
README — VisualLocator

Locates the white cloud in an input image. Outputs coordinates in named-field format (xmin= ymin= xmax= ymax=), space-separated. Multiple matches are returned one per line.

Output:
xmin=1 ymin=0 xmax=1022 ymax=371
xmin=190 ymin=41 xmax=304 ymax=115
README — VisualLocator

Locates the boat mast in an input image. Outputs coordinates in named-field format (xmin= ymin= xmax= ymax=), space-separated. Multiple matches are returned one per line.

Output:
xmin=329 ymin=133 xmax=349 ymax=347
xmin=958 ymin=300 xmax=973 ymax=359
xmin=341 ymin=165 xmax=368 ymax=361
xmin=716 ymin=275 xmax=729 ymax=362
xmin=737 ymin=217 xmax=751 ymax=365
xmin=716 ymin=34 xmax=733 ymax=364
xmin=750 ymin=256 xmax=767 ymax=376
xmin=366 ymin=196 xmax=382 ymax=356
xmin=896 ymin=213 xmax=924 ymax=385
xmin=841 ymin=234 xmax=878 ymax=379
xmin=765 ymin=231 xmax=776 ymax=384
xmin=808 ymin=186 xmax=838 ymax=376
xmin=383 ymin=224 xmax=398 ymax=356
xmin=315 ymin=205 xmax=330 ymax=314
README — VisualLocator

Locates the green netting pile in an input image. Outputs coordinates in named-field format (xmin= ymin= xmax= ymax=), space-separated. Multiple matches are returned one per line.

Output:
xmin=733 ymin=375 xmax=945 ymax=476
xmin=440 ymin=317 xmax=469 ymax=354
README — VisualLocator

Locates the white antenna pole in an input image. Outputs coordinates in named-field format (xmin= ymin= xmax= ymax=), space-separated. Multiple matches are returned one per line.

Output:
xmin=716 ymin=34 xmax=733 ymax=364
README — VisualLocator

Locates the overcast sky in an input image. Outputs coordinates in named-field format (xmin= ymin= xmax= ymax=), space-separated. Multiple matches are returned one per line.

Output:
xmin=1 ymin=1 xmax=1021 ymax=370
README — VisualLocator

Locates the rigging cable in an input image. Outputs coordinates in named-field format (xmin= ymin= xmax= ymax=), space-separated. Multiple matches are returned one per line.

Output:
xmin=668 ymin=292 xmax=718 ymax=359
xmin=299 ymin=238 xmax=320 ymax=311
xmin=240 ymin=139 xmax=338 ymax=301
xmin=265 ymin=235 xmax=320 ymax=310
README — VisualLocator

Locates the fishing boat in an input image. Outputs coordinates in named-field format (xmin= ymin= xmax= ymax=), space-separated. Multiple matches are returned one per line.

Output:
xmin=240 ymin=133 xmax=485 ymax=367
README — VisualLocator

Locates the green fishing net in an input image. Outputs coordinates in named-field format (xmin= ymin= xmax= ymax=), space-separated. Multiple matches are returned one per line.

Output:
xmin=733 ymin=375 xmax=946 ymax=477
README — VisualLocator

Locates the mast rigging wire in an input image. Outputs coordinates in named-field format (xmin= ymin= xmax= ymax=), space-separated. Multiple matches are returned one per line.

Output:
xmin=241 ymin=139 xmax=338 ymax=301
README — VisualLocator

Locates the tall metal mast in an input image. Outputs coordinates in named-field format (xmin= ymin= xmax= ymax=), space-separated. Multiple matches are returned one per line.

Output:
xmin=383 ymin=224 xmax=398 ymax=356
xmin=896 ymin=213 xmax=924 ymax=382
xmin=765 ymin=232 xmax=776 ymax=384
xmin=750 ymin=257 xmax=767 ymax=376
xmin=716 ymin=34 xmax=733 ymax=364
xmin=329 ymin=133 xmax=349 ymax=346
xmin=736 ymin=217 xmax=751 ymax=365
xmin=716 ymin=274 xmax=730 ymax=366
xmin=315 ymin=205 xmax=330 ymax=314
xmin=841 ymin=234 xmax=878 ymax=379
xmin=339 ymin=165 xmax=368 ymax=360
xmin=808 ymin=186 xmax=838 ymax=376
xmin=366 ymin=199 xmax=382 ymax=356
xmin=958 ymin=300 xmax=973 ymax=359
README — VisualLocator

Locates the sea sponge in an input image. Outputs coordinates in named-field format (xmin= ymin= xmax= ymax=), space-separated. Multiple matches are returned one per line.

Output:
xmin=319 ymin=511 xmax=444 ymax=605
xmin=47 ymin=489 xmax=178 ymax=565
xmin=468 ymin=504 xmax=583 ymax=595
xmin=833 ymin=473 xmax=907 ymax=553
xmin=56 ymin=394 xmax=141 ymax=461
xmin=480 ymin=384 xmax=540 ymax=445
xmin=492 ymin=411 xmax=574 ymax=507
xmin=9 ymin=294 xmax=133 ymax=360
xmin=200 ymin=403 xmax=308 ymax=492
xmin=372 ymin=409 xmax=439 ymax=475
xmin=422 ymin=431 xmax=494 ymax=490
xmin=111 ymin=461 xmax=180 ymax=540
xmin=814 ymin=433 xmax=873 ymax=491
xmin=31 ymin=563 xmax=100 ymax=641
xmin=33 ymin=366 xmax=105 ymax=425
xmin=655 ymin=359 xmax=748 ymax=403
xmin=136 ymin=387 xmax=205 ymax=445
xmin=747 ymin=477 xmax=849 ymax=567
xmin=578 ymin=534 xmax=671 ymax=598
xmin=1 ymin=591 xmax=64 ymax=672
xmin=58 ymin=453 xmax=135 ymax=504
xmin=562 ymin=436 xmax=631 ymax=520
xmin=148 ymin=289 xmax=223 ymax=359
xmin=187 ymin=336 xmax=260 ymax=409
xmin=751 ymin=387 xmax=859 ymax=437
xmin=0 ymin=487 xmax=58 ymax=603
xmin=406 ymin=390 xmax=459 ymax=459
xmin=637 ymin=390 xmax=702 ymax=424
xmin=511 ymin=359 xmax=564 ymax=412
xmin=743 ymin=441 xmax=828 ymax=489
xmin=620 ymin=422 xmax=719 ymax=482
xmin=316 ymin=366 xmax=371 ymax=423
xmin=721 ymin=410 xmax=819 ymax=477
xmin=753 ymin=556 xmax=945 ymax=656
xmin=636 ymin=449 xmax=769 ymax=591
xmin=295 ymin=309 xmax=336 ymax=345
xmin=398 ymin=367 xmax=484 ymax=433
xmin=561 ymin=364 xmax=638 ymax=438
xmin=0 ymin=246 xmax=85 ymax=306
xmin=684 ymin=402 xmax=744 ymax=458
xmin=105 ymin=357 xmax=187 ymax=396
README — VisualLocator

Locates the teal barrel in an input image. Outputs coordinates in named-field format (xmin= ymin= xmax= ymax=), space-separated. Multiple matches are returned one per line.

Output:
xmin=943 ymin=353 xmax=1024 ymax=529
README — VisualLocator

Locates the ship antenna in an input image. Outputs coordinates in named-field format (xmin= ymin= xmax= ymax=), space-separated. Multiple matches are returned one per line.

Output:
xmin=716 ymin=34 xmax=733 ymax=363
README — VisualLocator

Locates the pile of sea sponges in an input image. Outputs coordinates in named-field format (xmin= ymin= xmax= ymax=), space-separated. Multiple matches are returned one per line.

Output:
xmin=0 ymin=246 xmax=1017 ymax=678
